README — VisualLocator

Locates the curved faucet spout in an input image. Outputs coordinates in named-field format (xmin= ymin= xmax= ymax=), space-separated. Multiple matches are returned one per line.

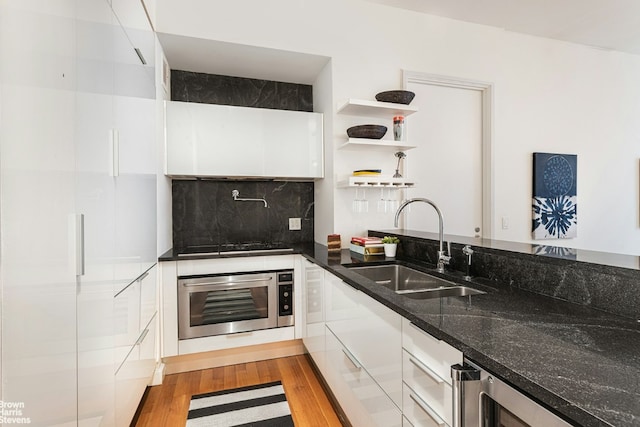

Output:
xmin=394 ymin=198 xmax=450 ymax=273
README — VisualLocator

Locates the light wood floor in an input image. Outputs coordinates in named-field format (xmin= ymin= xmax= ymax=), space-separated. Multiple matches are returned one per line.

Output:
xmin=133 ymin=355 xmax=343 ymax=426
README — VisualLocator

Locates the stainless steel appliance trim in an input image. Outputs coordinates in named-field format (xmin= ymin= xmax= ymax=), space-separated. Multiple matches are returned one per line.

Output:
xmin=177 ymin=251 xmax=219 ymax=257
xmin=451 ymin=363 xmax=481 ymax=427
xmin=220 ymin=248 xmax=294 ymax=255
xmin=178 ymin=269 xmax=293 ymax=340
xmin=409 ymin=392 xmax=446 ymax=426
xmin=181 ymin=276 xmax=273 ymax=287
xmin=456 ymin=358 xmax=574 ymax=427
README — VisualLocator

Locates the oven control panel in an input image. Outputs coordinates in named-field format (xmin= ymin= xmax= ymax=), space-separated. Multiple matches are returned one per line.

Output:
xmin=277 ymin=271 xmax=294 ymax=326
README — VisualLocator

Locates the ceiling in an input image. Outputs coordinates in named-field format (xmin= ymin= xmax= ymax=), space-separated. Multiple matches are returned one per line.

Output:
xmin=159 ymin=1 xmax=640 ymax=84
xmin=365 ymin=0 xmax=640 ymax=55
xmin=157 ymin=33 xmax=330 ymax=85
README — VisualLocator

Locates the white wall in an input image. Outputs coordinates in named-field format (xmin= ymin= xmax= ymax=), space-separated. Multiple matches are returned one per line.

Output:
xmin=155 ymin=0 xmax=640 ymax=255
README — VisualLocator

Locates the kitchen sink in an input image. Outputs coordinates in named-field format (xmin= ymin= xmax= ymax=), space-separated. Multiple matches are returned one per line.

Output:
xmin=347 ymin=263 xmax=485 ymax=299
xmin=400 ymin=285 xmax=485 ymax=299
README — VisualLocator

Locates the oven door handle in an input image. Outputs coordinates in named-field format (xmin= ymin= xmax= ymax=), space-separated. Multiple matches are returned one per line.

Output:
xmin=182 ymin=276 xmax=273 ymax=287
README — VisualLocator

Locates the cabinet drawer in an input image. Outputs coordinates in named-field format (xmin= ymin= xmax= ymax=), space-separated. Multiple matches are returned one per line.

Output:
xmin=114 ymin=279 xmax=140 ymax=350
xmin=139 ymin=265 xmax=157 ymax=330
xmin=115 ymin=316 xmax=156 ymax=427
xmin=325 ymin=326 xmax=402 ymax=427
xmin=402 ymin=350 xmax=452 ymax=426
xmin=326 ymin=277 xmax=402 ymax=407
xmin=403 ymin=382 xmax=449 ymax=427
xmin=402 ymin=318 xmax=462 ymax=385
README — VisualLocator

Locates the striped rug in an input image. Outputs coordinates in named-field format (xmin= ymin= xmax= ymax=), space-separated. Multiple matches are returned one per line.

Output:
xmin=186 ymin=381 xmax=294 ymax=427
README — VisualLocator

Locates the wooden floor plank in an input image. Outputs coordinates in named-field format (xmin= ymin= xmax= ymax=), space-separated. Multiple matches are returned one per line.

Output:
xmin=133 ymin=355 xmax=343 ymax=427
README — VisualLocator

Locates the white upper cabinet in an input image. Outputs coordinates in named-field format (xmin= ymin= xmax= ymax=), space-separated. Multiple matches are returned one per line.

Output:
xmin=165 ymin=100 xmax=324 ymax=179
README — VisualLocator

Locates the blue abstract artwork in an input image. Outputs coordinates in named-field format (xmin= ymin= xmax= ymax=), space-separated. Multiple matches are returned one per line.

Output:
xmin=532 ymin=152 xmax=577 ymax=239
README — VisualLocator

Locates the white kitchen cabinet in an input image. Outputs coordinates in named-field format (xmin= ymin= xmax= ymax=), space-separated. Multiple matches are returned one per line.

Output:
xmin=402 ymin=350 xmax=453 ymax=426
xmin=111 ymin=0 xmax=156 ymax=91
xmin=76 ymin=1 xmax=119 ymax=425
xmin=114 ymin=94 xmax=157 ymax=282
xmin=140 ymin=265 xmax=158 ymax=331
xmin=402 ymin=383 xmax=448 ymax=427
xmin=115 ymin=313 xmax=157 ymax=427
xmin=402 ymin=318 xmax=462 ymax=386
xmin=114 ymin=265 xmax=157 ymax=363
xmin=402 ymin=318 xmax=462 ymax=427
xmin=302 ymin=259 xmax=326 ymax=373
xmin=325 ymin=273 xmax=402 ymax=407
xmin=165 ymin=100 xmax=324 ymax=179
xmin=114 ymin=279 xmax=142 ymax=360
xmin=325 ymin=326 xmax=402 ymax=427
xmin=0 ymin=0 xmax=157 ymax=425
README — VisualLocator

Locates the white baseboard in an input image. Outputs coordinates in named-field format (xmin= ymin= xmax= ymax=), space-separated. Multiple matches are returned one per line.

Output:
xmin=163 ymin=339 xmax=305 ymax=375
xmin=150 ymin=362 xmax=166 ymax=386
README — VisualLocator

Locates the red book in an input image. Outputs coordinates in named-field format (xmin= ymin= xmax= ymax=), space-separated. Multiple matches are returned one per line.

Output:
xmin=351 ymin=236 xmax=383 ymax=245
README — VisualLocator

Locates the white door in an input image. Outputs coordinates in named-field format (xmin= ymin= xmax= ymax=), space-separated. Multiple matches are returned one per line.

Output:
xmin=403 ymin=76 xmax=485 ymax=238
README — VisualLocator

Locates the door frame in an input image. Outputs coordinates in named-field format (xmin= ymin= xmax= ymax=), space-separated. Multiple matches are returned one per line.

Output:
xmin=403 ymin=71 xmax=494 ymax=239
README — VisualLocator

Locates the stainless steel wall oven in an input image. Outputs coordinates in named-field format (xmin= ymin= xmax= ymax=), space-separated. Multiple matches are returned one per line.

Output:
xmin=178 ymin=269 xmax=293 ymax=339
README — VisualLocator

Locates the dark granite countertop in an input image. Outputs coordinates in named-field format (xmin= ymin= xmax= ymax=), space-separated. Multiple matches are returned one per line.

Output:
xmin=159 ymin=243 xmax=640 ymax=426
xmin=158 ymin=242 xmax=314 ymax=262
xmin=303 ymin=243 xmax=640 ymax=427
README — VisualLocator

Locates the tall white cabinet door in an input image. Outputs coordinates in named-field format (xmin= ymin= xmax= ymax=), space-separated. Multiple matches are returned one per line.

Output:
xmin=114 ymin=95 xmax=157 ymax=283
xmin=76 ymin=1 xmax=118 ymax=425
xmin=112 ymin=0 xmax=156 ymax=286
xmin=0 ymin=1 xmax=79 ymax=425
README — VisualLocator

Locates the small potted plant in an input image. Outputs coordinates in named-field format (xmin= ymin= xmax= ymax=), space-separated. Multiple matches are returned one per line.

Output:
xmin=382 ymin=236 xmax=399 ymax=257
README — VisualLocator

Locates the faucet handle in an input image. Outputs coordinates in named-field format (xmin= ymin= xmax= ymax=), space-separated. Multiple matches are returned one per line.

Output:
xmin=462 ymin=245 xmax=474 ymax=256
xmin=438 ymin=250 xmax=451 ymax=264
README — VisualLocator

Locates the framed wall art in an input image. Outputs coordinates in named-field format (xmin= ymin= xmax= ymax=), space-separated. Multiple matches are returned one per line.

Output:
xmin=532 ymin=152 xmax=577 ymax=239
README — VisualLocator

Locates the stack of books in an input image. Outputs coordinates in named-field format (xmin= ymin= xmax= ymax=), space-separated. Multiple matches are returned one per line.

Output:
xmin=349 ymin=236 xmax=384 ymax=255
xmin=352 ymin=169 xmax=382 ymax=176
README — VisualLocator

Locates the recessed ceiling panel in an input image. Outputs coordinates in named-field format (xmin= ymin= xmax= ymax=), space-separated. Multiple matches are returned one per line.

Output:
xmin=157 ymin=33 xmax=330 ymax=84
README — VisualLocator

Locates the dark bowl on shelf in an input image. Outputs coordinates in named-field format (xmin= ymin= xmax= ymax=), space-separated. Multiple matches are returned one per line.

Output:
xmin=375 ymin=90 xmax=415 ymax=105
xmin=347 ymin=125 xmax=388 ymax=139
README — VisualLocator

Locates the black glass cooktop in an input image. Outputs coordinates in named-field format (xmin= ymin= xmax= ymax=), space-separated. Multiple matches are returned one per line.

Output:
xmin=178 ymin=242 xmax=293 ymax=256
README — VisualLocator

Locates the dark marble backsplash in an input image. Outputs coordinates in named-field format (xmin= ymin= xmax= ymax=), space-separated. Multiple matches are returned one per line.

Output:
xmin=370 ymin=231 xmax=640 ymax=320
xmin=171 ymin=70 xmax=313 ymax=112
xmin=173 ymin=180 xmax=314 ymax=249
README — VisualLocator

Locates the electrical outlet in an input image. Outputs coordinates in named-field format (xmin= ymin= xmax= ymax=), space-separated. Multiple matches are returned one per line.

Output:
xmin=502 ymin=216 xmax=509 ymax=230
xmin=289 ymin=218 xmax=301 ymax=230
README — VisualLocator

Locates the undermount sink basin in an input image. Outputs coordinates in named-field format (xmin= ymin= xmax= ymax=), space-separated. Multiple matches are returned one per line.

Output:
xmin=347 ymin=264 xmax=485 ymax=299
xmin=400 ymin=285 xmax=485 ymax=299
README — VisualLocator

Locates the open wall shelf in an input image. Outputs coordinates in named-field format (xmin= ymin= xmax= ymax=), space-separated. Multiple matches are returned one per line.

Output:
xmin=338 ymin=138 xmax=416 ymax=151
xmin=337 ymin=99 xmax=418 ymax=119
xmin=338 ymin=176 xmax=415 ymax=188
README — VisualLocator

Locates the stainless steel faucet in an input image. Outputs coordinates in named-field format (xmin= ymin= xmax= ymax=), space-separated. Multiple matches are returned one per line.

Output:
xmin=462 ymin=245 xmax=474 ymax=281
xmin=394 ymin=198 xmax=451 ymax=273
